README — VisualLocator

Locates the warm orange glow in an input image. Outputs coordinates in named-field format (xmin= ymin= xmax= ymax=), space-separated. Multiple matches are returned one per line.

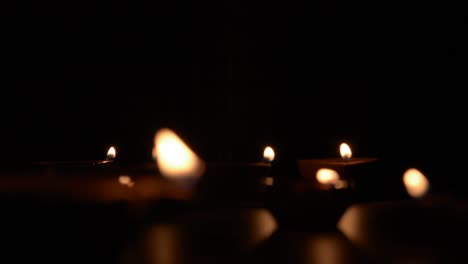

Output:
xmin=403 ymin=168 xmax=430 ymax=198
xmin=248 ymin=209 xmax=278 ymax=246
xmin=146 ymin=226 xmax=181 ymax=264
xmin=334 ymin=180 xmax=348 ymax=189
xmin=264 ymin=176 xmax=274 ymax=186
xmin=316 ymin=168 xmax=340 ymax=185
xmin=340 ymin=143 xmax=352 ymax=160
xmin=153 ymin=128 xmax=205 ymax=179
xmin=146 ymin=209 xmax=276 ymax=263
xmin=119 ymin=175 xmax=131 ymax=185
xmin=337 ymin=205 xmax=364 ymax=247
xmin=305 ymin=234 xmax=350 ymax=264
xmin=263 ymin=146 xmax=275 ymax=162
xmin=119 ymin=175 xmax=134 ymax=187
xmin=107 ymin=146 xmax=116 ymax=160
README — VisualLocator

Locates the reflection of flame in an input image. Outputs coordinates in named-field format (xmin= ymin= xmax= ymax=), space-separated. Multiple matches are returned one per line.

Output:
xmin=264 ymin=177 xmax=274 ymax=186
xmin=153 ymin=128 xmax=205 ymax=179
xmin=263 ymin=146 xmax=275 ymax=162
xmin=316 ymin=168 xmax=340 ymax=185
xmin=306 ymin=234 xmax=352 ymax=264
xmin=337 ymin=205 xmax=365 ymax=249
xmin=403 ymin=168 xmax=430 ymax=198
xmin=340 ymin=143 xmax=352 ymax=160
xmin=248 ymin=209 xmax=278 ymax=247
xmin=107 ymin=146 xmax=116 ymax=160
xmin=146 ymin=209 xmax=276 ymax=262
xmin=146 ymin=225 xmax=182 ymax=264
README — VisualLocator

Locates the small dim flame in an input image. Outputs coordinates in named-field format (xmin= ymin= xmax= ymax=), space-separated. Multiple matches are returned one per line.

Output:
xmin=153 ymin=128 xmax=205 ymax=179
xmin=119 ymin=175 xmax=134 ymax=187
xmin=107 ymin=146 xmax=116 ymax=160
xmin=316 ymin=168 xmax=340 ymax=185
xmin=263 ymin=146 xmax=275 ymax=162
xmin=340 ymin=143 xmax=352 ymax=160
xmin=403 ymin=168 xmax=430 ymax=198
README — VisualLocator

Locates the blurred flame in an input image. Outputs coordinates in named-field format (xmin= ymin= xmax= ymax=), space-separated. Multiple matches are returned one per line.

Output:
xmin=153 ymin=128 xmax=205 ymax=179
xmin=316 ymin=168 xmax=340 ymax=185
xmin=340 ymin=143 xmax=352 ymax=160
xmin=403 ymin=168 xmax=430 ymax=198
xmin=119 ymin=175 xmax=134 ymax=187
xmin=119 ymin=175 xmax=131 ymax=185
xmin=264 ymin=177 xmax=274 ymax=186
xmin=263 ymin=146 xmax=275 ymax=162
xmin=107 ymin=146 xmax=116 ymax=160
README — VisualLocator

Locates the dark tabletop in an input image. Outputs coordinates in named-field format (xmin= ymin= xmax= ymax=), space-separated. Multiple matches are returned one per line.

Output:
xmin=2 ymin=192 xmax=468 ymax=264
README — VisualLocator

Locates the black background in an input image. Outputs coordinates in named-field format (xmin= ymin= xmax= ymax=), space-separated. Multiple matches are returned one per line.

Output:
xmin=1 ymin=1 xmax=466 ymax=192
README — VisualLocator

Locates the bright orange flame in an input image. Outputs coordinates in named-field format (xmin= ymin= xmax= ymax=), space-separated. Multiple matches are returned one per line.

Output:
xmin=340 ymin=143 xmax=352 ymax=160
xmin=263 ymin=146 xmax=275 ymax=162
xmin=107 ymin=146 xmax=116 ymax=160
xmin=316 ymin=168 xmax=340 ymax=185
xmin=153 ymin=128 xmax=205 ymax=179
xmin=403 ymin=168 xmax=430 ymax=198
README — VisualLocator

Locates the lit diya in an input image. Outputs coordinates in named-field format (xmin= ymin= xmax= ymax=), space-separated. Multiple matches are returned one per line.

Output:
xmin=266 ymin=142 xmax=379 ymax=230
xmin=151 ymin=128 xmax=276 ymax=207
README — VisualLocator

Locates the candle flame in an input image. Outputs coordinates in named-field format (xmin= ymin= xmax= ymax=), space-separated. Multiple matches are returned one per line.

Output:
xmin=340 ymin=143 xmax=352 ymax=160
xmin=119 ymin=175 xmax=131 ymax=185
xmin=107 ymin=146 xmax=116 ymax=160
xmin=153 ymin=128 xmax=205 ymax=179
xmin=316 ymin=168 xmax=340 ymax=185
xmin=403 ymin=168 xmax=430 ymax=198
xmin=119 ymin=175 xmax=134 ymax=187
xmin=263 ymin=146 xmax=275 ymax=162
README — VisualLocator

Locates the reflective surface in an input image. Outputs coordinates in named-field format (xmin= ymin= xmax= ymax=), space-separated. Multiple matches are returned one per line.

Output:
xmin=338 ymin=195 xmax=468 ymax=263
xmin=1 ymin=194 xmax=468 ymax=263
xmin=122 ymin=208 xmax=277 ymax=264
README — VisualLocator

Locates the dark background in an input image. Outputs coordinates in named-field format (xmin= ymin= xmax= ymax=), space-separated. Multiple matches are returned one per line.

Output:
xmin=1 ymin=1 xmax=466 ymax=192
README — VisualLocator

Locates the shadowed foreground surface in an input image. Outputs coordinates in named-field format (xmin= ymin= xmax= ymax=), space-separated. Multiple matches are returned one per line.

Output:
xmin=1 ymin=192 xmax=468 ymax=264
